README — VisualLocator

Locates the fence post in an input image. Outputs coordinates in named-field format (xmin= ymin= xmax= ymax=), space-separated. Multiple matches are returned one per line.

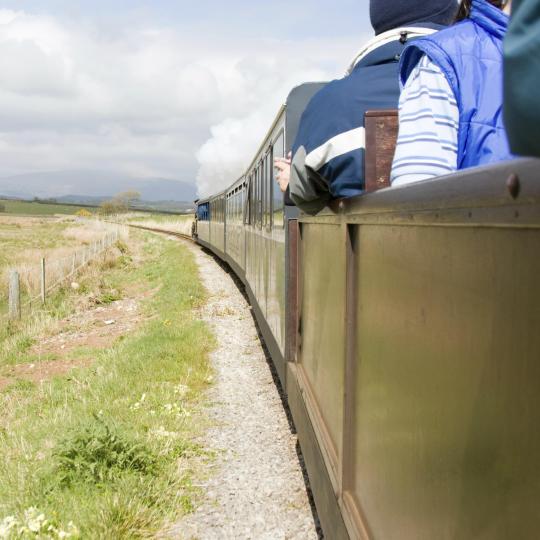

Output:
xmin=40 ymin=258 xmax=46 ymax=303
xmin=72 ymin=254 xmax=76 ymax=275
xmin=8 ymin=270 xmax=21 ymax=320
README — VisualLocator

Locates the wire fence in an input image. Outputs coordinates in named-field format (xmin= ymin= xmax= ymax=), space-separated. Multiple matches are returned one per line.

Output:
xmin=2 ymin=222 xmax=129 ymax=325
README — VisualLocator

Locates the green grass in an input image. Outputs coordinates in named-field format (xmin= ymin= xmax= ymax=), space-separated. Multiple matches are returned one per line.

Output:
xmin=127 ymin=213 xmax=193 ymax=224
xmin=0 ymin=232 xmax=214 ymax=538
xmin=0 ymin=220 xmax=74 ymax=271
xmin=0 ymin=216 xmax=121 ymax=318
xmin=0 ymin=199 xmax=95 ymax=216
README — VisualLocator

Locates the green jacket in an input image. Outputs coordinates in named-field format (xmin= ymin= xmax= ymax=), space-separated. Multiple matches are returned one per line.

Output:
xmin=504 ymin=0 xmax=540 ymax=157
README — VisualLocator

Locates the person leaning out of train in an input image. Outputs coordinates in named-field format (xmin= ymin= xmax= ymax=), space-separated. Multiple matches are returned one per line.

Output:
xmin=504 ymin=0 xmax=540 ymax=158
xmin=390 ymin=0 xmax=514 ymax=187
xmin=273 ymin=0 xmax=458 ymax=215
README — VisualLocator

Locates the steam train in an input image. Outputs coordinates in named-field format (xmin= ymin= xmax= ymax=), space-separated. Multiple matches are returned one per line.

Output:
xmin=193 ymin=83 xmax=540 ymax=539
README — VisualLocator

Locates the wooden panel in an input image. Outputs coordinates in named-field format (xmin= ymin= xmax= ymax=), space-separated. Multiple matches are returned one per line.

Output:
xmin=286 ymin=219 xmax=299 ymax=363
xmin=298 ymin=223 xmax=346 ymax=486
xmin=350 ymin=224 xmax=540 ymax=540
xmin=364 ymin=110 xmax=398 ymax=192
xmin=287 ymin=363 xmax=350 ymax=540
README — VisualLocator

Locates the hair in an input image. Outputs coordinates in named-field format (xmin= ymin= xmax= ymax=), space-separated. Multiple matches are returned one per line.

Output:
xmin=455 ymin=0 xmax=507 ymax=21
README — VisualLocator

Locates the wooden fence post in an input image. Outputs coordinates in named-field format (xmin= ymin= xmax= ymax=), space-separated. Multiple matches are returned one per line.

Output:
xmin=40 ymin=258 xmax=46 ymax=303
xmin=8 ymin=270 xmax=21 ymax=320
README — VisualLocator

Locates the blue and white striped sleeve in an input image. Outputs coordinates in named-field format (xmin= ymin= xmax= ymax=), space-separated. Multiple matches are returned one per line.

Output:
xmin=390 ymin=54 xmax=459 ymax=186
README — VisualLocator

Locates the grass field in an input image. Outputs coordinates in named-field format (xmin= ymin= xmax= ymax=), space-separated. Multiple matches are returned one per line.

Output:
xmin=0 ymin=231 xmax=213 ymax=538
xmin=0 ymin=217 xmax=124 ymax=316
xmin=0 ymin=217 xmax=94 ymax=271
xmin=0 ymin=199 xmax=95 ymax=216
xmin=127 ymin=214 xmax=194 ymax=236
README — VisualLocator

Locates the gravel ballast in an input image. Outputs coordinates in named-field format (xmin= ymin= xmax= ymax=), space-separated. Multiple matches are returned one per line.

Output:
xmin=167 ymin=239 xmax=319 ymax=540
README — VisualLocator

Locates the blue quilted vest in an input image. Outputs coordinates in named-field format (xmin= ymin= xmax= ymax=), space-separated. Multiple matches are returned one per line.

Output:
xmin=400 ymin=0 xmax=512 ymax=170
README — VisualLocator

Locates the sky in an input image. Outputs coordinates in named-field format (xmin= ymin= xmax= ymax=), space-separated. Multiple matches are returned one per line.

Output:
xmin=0 ymin=1 xmax=372 ymax=197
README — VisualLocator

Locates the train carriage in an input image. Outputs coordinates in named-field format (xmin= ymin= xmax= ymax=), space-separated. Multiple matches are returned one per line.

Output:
xmin=194 ymin=83 xmax=540 ymax=539
xmin=196 ymin=82 xmax=326 ymax=380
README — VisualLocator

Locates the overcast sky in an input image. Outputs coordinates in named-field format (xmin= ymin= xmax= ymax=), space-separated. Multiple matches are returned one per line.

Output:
xmin=0 ymin=1 xmax=372 ymax=196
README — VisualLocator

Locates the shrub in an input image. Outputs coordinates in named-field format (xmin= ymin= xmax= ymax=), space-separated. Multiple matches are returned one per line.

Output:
xmin=53 ymin=416 xmax=157 ymax=486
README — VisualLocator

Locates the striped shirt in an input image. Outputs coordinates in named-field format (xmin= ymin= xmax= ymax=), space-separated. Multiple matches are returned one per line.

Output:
xmin=390 ymin=54 xmax=459 ymax=186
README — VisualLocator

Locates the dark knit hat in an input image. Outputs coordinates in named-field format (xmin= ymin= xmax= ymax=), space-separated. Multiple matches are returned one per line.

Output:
xmin=370 ymin=0 xmax=459 ymax=34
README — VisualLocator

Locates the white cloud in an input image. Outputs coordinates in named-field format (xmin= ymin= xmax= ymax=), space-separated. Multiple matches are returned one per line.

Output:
xmin=194 ymin=38 xmax=367 ymax=197
xmin=0 ymin=8 xmax=365 ymax=198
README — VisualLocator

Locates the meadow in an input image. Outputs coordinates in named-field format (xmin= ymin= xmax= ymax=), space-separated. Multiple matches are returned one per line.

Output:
xmin=126 ymin=213 xmax=194 ymax=236
xmin=0 ymin=199 xmax=95 ymax=216
xmin=0 ymin=216 xmax=123 ymax=317
xmin=0 ymin=231 xmax=214 ymax=538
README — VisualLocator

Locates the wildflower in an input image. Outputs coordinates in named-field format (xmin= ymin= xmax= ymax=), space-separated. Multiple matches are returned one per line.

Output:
xmin=149 ymin=426 xmax=179 ymax=439
xmin=0 ymin=507 xmax=79 ymax=539
xmin=24 ymin=507 xmax=46 ymax=533
xmin=162 ymin=403 xmax=190 ymax=418
xmin=173 ymin=384 xmax=189 ymax=397
xmin=130 ymin=393 xmax=147 ymax=411
xmin=0 ymin=515 xmax=18 ymax=538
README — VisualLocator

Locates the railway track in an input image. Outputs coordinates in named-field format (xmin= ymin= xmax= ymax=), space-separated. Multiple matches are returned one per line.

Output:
xmin=127 ymin=223 xmax=194 ymax=242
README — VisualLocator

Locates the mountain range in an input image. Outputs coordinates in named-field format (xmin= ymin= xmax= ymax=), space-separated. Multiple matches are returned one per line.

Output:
xmin=0 ymin=170 xmax=198 ymax=202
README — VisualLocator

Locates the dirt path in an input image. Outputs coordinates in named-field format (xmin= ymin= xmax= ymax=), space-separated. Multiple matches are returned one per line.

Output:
xmin=0 ymin=287 xmax=152 ymax=391
xmin=165 ymin=240 xmax=319 ymax=539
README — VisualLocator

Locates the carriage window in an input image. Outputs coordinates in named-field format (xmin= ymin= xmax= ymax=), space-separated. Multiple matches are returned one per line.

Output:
xmin=252 ymin=169 xmax=259 ymax=225
xmin=258 ymin=161 xmax=264 ymax=228
xmin=273 ymin=131 xmax=285 ymax=228
xmin=250 ymin=172 xmax=256 ymax=225
xmin=256 ymin=167 xmax=261 ymax=227
xmin=243 ymin=181 xmax=249 ymax=225
xmin=264 ymin=152 xmax=272 ymax=228
xmin=248 ymin=174 xmax=254 ymax=225
xmin=197 ymin=202 xmax=209 ymax=221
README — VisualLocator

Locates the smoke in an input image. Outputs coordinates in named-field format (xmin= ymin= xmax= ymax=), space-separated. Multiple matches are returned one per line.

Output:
xmin=195 ymin=38 xmax=365 ymax=197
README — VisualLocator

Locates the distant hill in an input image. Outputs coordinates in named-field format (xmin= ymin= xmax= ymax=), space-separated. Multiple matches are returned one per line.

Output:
xmin=51 ymin=195 xmax=193 ymax=213
xmin=0 ymin=170 xmax=197 ymax=203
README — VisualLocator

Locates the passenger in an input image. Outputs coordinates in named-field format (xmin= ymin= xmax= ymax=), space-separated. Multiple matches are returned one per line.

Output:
xmin=273 ymin=0 xmax=458 ymax=214
xmin=391 ymin=0 xmax=514 ymax=187
xmin=504 ymin=0 xmax=540 ymax=157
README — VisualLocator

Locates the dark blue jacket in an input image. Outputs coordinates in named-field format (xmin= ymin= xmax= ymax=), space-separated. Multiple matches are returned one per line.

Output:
xmin=289 ymin=25 xmax=445 ymax=214
xmin=400 ymin=0 xmax=513 ymax=169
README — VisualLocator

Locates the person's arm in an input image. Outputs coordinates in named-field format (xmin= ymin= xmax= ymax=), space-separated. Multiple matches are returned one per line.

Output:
xmin=274 ymin=153 xmax=298 ymax=207
xmin=274 ymin=153 xmax=291 ymax=194
xmin=289 ymin=146 xmax=332 ymax=215
xmin=391 ymin=54 xmax=459 ymax=186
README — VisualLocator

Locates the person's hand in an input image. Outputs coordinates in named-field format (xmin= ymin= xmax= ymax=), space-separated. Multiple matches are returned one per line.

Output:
xmin=274 ymin=151 xmax=292 ymax=193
